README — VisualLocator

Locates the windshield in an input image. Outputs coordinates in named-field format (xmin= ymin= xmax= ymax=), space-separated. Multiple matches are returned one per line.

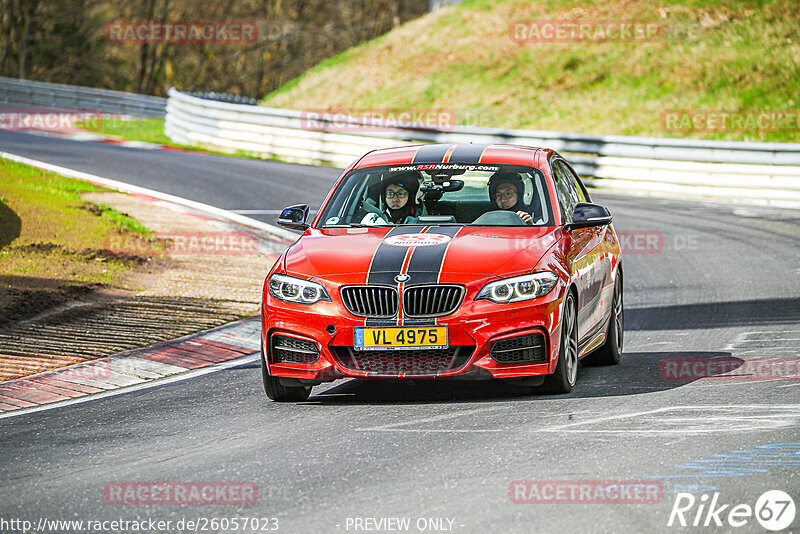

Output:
xmin=317 ymin=163 xmax=553 ymax=227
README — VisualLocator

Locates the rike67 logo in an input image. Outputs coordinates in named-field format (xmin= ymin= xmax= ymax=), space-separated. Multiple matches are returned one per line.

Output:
xmin=668 ymin=490 xmax=795 ymax=531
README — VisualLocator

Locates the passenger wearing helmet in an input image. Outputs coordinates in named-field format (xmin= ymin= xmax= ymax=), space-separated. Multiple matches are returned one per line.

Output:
xmin=488 ymin=171 xmax=533 ymax=225
xmin=361 ymin=171 xmax=422 ymax=225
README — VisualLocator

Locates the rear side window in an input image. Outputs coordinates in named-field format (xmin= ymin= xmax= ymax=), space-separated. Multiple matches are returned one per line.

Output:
xmin=558 ymin=160 xmax=589 ymax=203
xmin=551 ymin=161 xmax=578 ymax=223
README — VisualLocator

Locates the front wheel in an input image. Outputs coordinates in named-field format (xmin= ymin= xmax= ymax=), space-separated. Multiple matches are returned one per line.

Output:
xmin=261 ymin=339 xmax=312 ymax=402
xmin=541 ymin=291 xmax=578 ymax=394
xmin=584 ymin=274 xmax=623 ymax=366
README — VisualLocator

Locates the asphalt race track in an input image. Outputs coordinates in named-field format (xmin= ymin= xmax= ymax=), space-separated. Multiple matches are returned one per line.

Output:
xmin=2 ymin=130 xmax=800 ymax=533
xmin=0 ymin=129 xmax=341 ymax=224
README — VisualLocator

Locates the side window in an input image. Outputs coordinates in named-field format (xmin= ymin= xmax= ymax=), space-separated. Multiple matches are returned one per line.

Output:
xmin=575 ymin=177 xmax=589 ymax=203
xmin=559 ymin=161 xmax=588 ymax=203
xmin=528 ymin=171 xmax=550 ymax=225
xmin=551 ymin=161 xmax=577 ymax=223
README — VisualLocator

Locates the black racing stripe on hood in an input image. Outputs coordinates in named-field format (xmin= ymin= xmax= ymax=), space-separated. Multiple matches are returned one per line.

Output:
xmin=448 ymin=144 xmax=490 ymax=163
xmin=412 ymin=144 xmax=454 ymax=163
xmin=403 ymin=226 xmax=462 ymax=285
xmin=366 ymin=226 xmax=425 ymax=286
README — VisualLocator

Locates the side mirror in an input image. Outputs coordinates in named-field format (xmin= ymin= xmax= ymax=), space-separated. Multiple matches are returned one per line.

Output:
xmin=277 ymin=204 xmax=310 ymax=231
xmin=566 ymin=202 xmax=612 ymax=230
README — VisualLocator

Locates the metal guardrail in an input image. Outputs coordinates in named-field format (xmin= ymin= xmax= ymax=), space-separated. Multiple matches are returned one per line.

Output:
xmin=0 ymin=77 xmax=166 ymax=117
xmin=185 ymin=92 xmax=258 ymax=106
xmin=166 ymin=89 xmax=800 ymax=207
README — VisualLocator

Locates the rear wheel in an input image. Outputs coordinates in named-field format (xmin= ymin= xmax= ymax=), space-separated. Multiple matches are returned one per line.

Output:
xmin=584 ymin=274 xmax=623 ymax=366
xmin=261 ymin=339 xmax=312 ymax=402
xmin=541 ymin=291 xmax=578 ymax=394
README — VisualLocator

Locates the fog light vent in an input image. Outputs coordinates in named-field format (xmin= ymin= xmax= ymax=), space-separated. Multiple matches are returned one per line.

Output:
xmin=490 ymin=334 xmax=546 ymax=363
xmin=272 ymin=335 xmax=320 ymax=364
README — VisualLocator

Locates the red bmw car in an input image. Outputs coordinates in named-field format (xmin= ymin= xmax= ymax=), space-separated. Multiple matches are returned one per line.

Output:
xmin=261 ymin=144 xmax=623 ymax=401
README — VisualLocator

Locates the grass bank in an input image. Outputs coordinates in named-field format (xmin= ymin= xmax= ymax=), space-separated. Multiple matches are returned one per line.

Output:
xmin=0 ymin=158 xmax=152 ymax=300
xmin=77 ymin=117 xmax=264 ymax=158
xmin=263 ymin=0 xmax=799 ymax=143
xmin=81 ymin=116 xmax=172 ymax=145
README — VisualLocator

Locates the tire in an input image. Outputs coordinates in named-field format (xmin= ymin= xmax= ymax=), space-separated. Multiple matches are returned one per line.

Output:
xmin=541 ymin=291 xmax=578 ymax=394
xmin=584 ymin=274 xmax=623 ymax=366
xmin=261 ymin=339 xmax=312 ymax=402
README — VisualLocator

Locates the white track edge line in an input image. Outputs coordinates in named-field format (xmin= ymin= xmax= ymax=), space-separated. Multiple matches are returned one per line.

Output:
xmin=0 ymin=316 xmax=260 ymax=390
xmin=0 ymin=151 xmax=299 ymax=242
xmin=0 ymin=353 xmax=259 ymax=420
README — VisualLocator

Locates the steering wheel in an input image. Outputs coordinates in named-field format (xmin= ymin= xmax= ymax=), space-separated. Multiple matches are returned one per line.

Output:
xmin=471 ymin=210 xmax=527 ymax=226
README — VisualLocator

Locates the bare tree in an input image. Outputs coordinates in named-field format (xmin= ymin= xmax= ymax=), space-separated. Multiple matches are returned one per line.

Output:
xmin=3 ymin=0 xmax=428 ymax=98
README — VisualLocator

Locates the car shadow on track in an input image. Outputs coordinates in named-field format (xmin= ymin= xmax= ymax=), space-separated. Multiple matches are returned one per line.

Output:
xmin=308 ymin=379 xmax=538 ymax=405
xmin=569 ymin=350 xmax=740 ymax=399
xmin=628 ymin=297 xmax=800 ymax=330
xmin=301 ymin=351 xmax=740 ymax=405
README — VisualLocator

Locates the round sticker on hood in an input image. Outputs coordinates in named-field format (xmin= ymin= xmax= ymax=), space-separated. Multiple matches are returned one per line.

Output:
xmin=384 ymin=233 xmax=452 ymax=247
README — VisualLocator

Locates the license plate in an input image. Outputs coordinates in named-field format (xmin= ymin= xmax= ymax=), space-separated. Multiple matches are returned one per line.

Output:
xmin=354 ymin=326 xmax=448 ymax=350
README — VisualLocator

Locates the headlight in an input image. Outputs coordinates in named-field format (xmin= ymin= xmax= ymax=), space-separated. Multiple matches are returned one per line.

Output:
xmin=268 ymin=273 xmax=331 ymax=304
xmin=476 ymin=272 xmax=559 ymax=304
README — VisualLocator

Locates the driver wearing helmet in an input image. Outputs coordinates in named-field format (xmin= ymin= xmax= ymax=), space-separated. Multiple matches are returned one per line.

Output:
xmin=361 ymin=171 xmax=422 ymax=225
xmin=488 ymin=171 xmax=533 ymax=225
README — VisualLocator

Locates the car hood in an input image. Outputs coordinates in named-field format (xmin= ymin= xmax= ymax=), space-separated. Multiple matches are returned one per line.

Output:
xmin=284 ymin=226 xmax=561 ymax=284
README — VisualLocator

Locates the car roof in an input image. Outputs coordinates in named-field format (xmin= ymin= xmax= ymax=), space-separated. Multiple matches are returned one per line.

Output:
xmin=352 ymin=143 xmax=553 ymax=170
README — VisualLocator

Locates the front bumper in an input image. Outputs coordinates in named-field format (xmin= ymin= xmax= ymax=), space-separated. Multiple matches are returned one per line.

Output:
xmin=262 ymin=286 xmax=564 ymax=381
